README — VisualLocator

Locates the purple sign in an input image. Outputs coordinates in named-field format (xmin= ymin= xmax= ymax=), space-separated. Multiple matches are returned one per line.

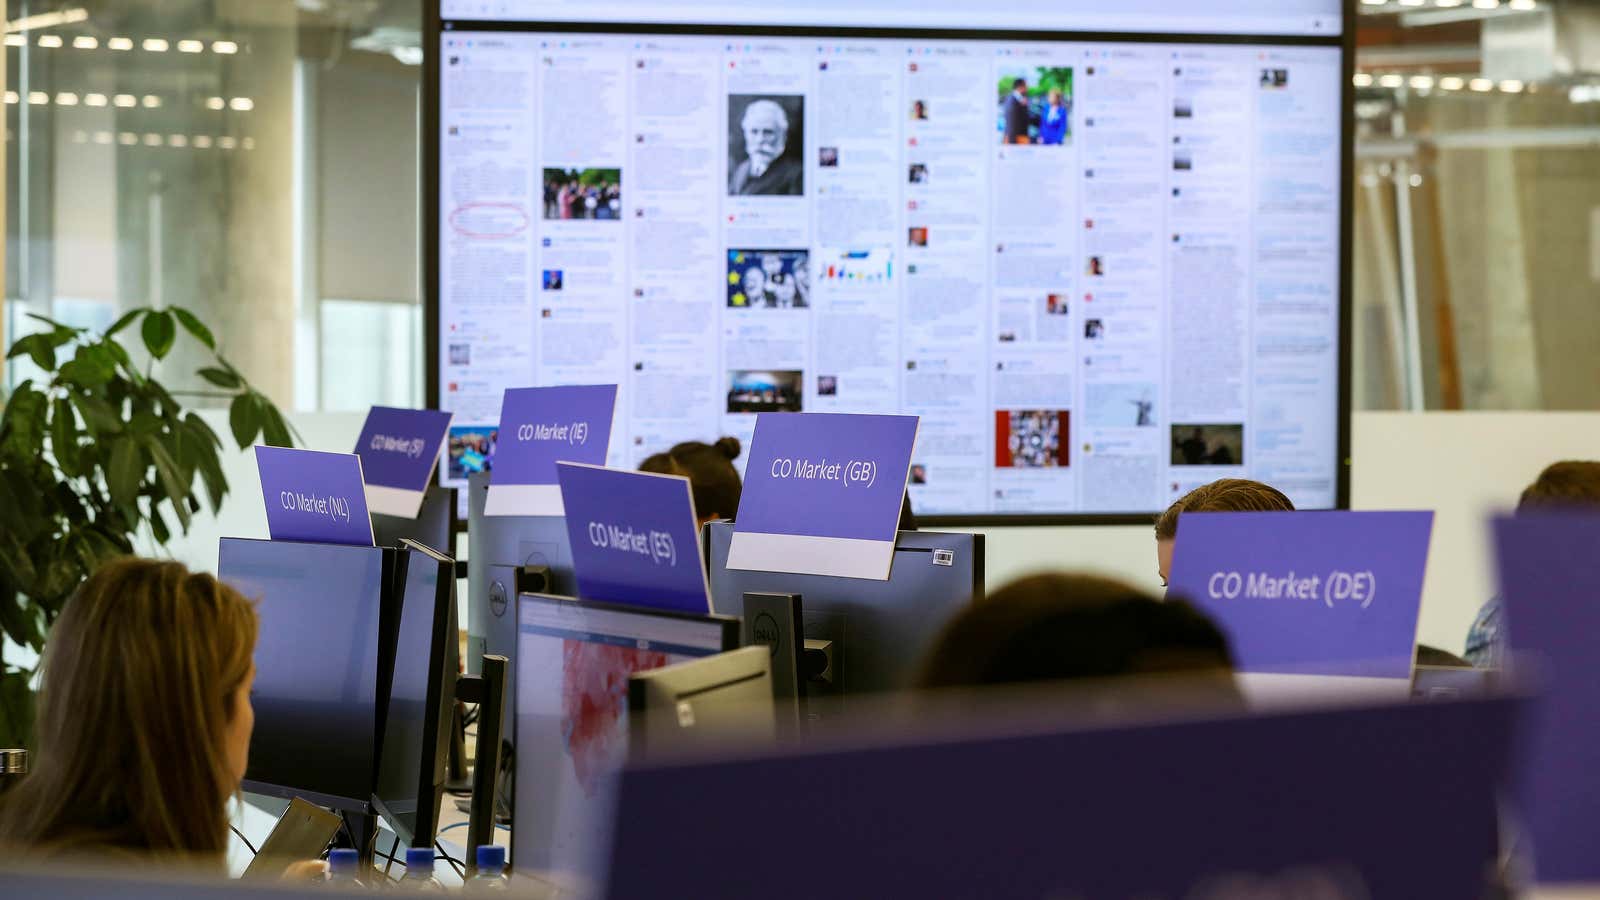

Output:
xmin=1494 ymin=511 xmax=1600 ymax=885
xmin=1166 ymin=510 xmax=1432 ymax=680
xmin=729 ymin=412 xmax=918 ymax=581
xmin=485 ymin=385 xmax=616 ymax=517
xmin=254 ymin=446 xmax=373 ymax=546
xmin=556 ymin=463 xmax=709 ymax=614
xmin=353 ymin=406 xmax=453 ymax=518
xmin=604 ymin=694 xmax=1519 ymax=899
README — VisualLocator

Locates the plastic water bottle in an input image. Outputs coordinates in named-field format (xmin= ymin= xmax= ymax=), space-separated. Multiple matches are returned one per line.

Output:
xmin=466 ymin=845 xmax=510 ymax=891
xmin=325 ymin=848 xmax=371 ymax=889
xmin=398 ymin=846 xmax=448 ymax=892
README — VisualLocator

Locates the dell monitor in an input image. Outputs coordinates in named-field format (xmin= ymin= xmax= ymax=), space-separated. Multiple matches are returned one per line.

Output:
xmin=372 ymin=483 xmax=457 ymax=557
xmin=513 ymin=593 xmax=740 ymax=889
xmin=373 ymin=540 xmax=460 ymax=848
xmin=705 ymin=522 xmax=983 ymax=697
xmin=218 ymin=537 xmax=394 ymax=812
xmin=628 ymin=646 xmax=775 ymax=757
xmin=466 ymin=471 xmax=575 ymax=674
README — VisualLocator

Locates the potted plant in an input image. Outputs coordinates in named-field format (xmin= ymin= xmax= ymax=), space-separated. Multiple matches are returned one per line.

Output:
xmin=0 ymin=306 xmax=295 ymax=747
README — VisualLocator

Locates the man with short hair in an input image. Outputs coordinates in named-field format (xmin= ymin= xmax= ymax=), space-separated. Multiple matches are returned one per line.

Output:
xmin=730 ymin=99 xmax=803 ymax=195
xmin=1464 ymin=461 xmax=1600 ymax=668
xmin=1001 ymin=77 xmax=1033 ymax=144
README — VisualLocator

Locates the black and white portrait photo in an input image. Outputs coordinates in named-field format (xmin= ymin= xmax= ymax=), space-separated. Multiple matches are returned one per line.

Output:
xmin=728 ymin=94 xmax=805 ymax=196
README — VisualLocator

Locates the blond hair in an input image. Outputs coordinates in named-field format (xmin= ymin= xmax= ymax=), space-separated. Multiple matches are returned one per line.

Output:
xmin=0 ymin=558 xmax=257 ymax=861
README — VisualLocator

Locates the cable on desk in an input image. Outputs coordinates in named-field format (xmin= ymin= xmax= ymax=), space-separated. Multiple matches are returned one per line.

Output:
xmin=230 ymin=824 xmax=258 ymax=855
xmin=384 ymin=833 xmax=401 ymax=878
xmin=435 ymin=840 xmax=466 ymax=880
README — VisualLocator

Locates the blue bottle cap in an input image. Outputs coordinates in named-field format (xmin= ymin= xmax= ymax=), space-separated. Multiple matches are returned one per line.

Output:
xmin=328 ymin=847 xmax=360 ymax=873
xmin=406 ymin=846 xmax=436 ymax=871
xmin=475 ymin=844 xmax=506 ymax=871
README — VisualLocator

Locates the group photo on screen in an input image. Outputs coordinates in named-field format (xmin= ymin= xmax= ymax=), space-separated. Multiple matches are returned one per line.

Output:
xmin=543 ymin=168 xmax=622 ymax=220
xmin=996 ymin=65 xmax=1073 ymax=146
xmin=726 ymin=369 xmax=804 ymax=413
xmin=728 ymin=94 xmax=805 ymax=196
xmin=1171 ymin=423 xmax=1245 ymax=466
xmin=446 ymin=426 xmax=497 ymax=479
xmin=726 ymin=249 xmax=810 ymax=308
xmin=996 ymin=410 xmax=1070 ymax=468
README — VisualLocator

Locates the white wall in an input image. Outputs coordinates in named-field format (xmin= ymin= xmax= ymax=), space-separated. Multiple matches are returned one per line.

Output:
xmin=160 ymin=410 xmax=1600 ymax=660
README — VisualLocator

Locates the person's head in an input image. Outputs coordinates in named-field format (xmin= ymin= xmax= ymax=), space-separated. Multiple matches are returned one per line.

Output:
xmin=1517 ymin=461 xmax=1600 ymax=513
xmin=1011 ymin=77 xmax=1027 ymax=95
xmin=1154 ymin=478 xmax=1294 ymax=586
xmin=741 ymin=266 xmax=766 ymax=298
xmin=639 ymin=437 xmax=744 ymax=525
xmin=1047 ymin=88 xmax=1063 ymax=107
xmin=917 ymin=573 xmax=1236 ymax=691
xmin=740 ymin=99 xmax=790 ymax=166
xmin=0 ymin=558 xmax=258 ymax=860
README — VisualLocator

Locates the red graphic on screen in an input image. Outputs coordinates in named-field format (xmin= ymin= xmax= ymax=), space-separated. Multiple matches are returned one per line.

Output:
xmin=560 ymin=640 xmax=669 ymax=795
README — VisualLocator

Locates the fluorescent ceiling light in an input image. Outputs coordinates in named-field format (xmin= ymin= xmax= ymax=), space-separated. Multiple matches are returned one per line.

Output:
xmin=5 ymin=7 xmax=88 ymax=32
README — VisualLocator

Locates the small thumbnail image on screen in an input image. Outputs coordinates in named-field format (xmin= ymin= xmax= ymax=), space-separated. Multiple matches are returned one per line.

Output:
xmin=1260 ymin=68 xmax=1289 ymax=90
xmin=727 ymin=370 xmax=803 ymax=414
xmin=728 ymin=94 xmax=805 ymax=196
xmin=447 ymin=425 xmax=497 ymax=480
xmin=995 ymin=410 xmax=1070 ymax=468
xmin=1170 ymin=423 xmax=1244 ymax=467
xmin=727 ymin=249 xmax=809 ymax=309
xmin=543 ymin=167 xmax=621 ymax=221
xmin=996 ymin=65 xmax=1073 ymax=146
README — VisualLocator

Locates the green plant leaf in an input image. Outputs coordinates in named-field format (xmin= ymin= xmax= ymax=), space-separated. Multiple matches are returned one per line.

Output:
xmin=229 ymin=392 xmax=262 ymax=448
xmin=0 ymin=666 xmax=37 ymax=748
xmin=107 ymin=437 xmax=143 ymax=508
xmin=261 ymin=400 xmax=294 ymax=448
xmin=58 ymin=344 xmax=117 ymax=390
xmin=1 ymin=382 xmax=46 ymax=457
xmin=141 ymin=310 xmax=177 ymax=360
xmin=24 ymin=312 xmax=83 ymax=337
xmin=104 ymin=307 xmax=146 ymax=338
xmin=71 ymin=393 xmax=125 ymax=436
xmin=148 ymin=505 xmax=171 ymax=545
xmin=197 ymin=367 xmax=243 ymax=389
xmin=0 ymin=586 xmax=44 ymax=650
xmin=171 ymin=307 xmax=216 ymax=350
xmin=5 ymin=333 xmax=57 ymax=372
xmin=186 ymin=417 xmax=229 ymax=513
xmin=49 ymin=398 xmax=80 ymax=477
xmin=0 ymin=526 xmax=39 ymax=593
xmin=185 ymin=412 xmax=223 ymax=450
xmin=144 ymin=437 xmax=193 ymax=532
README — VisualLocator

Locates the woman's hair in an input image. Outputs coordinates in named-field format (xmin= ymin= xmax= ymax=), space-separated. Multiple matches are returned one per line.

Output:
xmin=1153 ymin=478 xmax=1294 ymax=540
xmin=638 ymin=437 xmax=744 ymax=520
xmin=0 ymin=558 xmax=258 ymax=860
xmin=916 ymin=573 xmax=1235 ymax=689
xmin=1518 ymin=461 xmax=1600 ymax=511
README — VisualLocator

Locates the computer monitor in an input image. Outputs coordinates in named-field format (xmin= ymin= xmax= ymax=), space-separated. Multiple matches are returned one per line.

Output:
xmin=1412 ymin=665 xmax=1497 ymax=701
xmin=372 ymin=483 xmax=457 ymax=556
xmin=628 ymin=646 xmax=775 ymax=757
xmin=603 ymin=692 xmax=1521 ymax=899
xmin=373 ymin=540 xmax=460 ymax=848
xmin=218 ymin=537 xmax=394 ymax=812
xmin=466 ymin=471 xmax=575 ymax=674
xmin=513 ymin=593 xmax=739 ymax=888
xmin=705 ymin=522 xmax=983 ymax=696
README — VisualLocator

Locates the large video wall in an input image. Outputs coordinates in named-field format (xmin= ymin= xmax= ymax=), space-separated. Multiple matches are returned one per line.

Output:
xmin=431 ymin=1 xmax=1348 ymax=518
